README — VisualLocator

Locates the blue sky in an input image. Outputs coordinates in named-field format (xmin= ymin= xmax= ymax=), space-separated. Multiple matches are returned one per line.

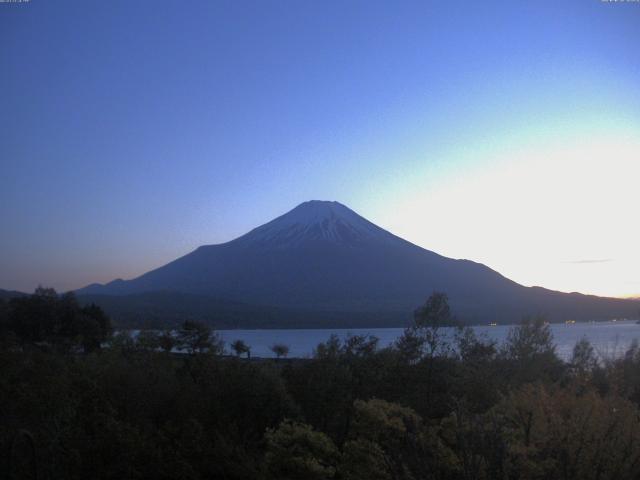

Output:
xmin=1 ymin=0 xmax=639 ymax=296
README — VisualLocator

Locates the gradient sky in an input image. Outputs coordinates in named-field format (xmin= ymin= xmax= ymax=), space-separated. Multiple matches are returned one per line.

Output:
xmin=1 ymin=0 xmax=639 ymax=297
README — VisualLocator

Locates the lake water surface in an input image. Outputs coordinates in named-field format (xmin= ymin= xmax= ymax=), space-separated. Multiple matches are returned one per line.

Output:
xmin=218 ymin=320 xmax=640 ymax=360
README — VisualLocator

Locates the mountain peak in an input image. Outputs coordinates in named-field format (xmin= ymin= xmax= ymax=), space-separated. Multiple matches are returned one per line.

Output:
xmin=285 ymin=200 xmax=362 ymax=224
xmin=76 ymin=200 xmax=640 ymax=326
xmin=234 ymin=200 xmax=396 ymax=248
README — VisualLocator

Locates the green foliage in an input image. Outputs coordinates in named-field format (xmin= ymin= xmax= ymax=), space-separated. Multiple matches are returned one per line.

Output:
xmin=264 ymin=420 xmax=339 ymax=480
xmin=452 ymin=328 xmax=501 ymax=413
xmin=570 ymin=337 xmax=599 ymax=377
xmin=283 ymin=334 xmax=389 ymax=444
xmin=501 ymin=316 xmax=565 ymax=385
xmin=175 ymin=320 xmax=223 ymax=355
xmin=503 ymin=316 xmax=555 ymax=360
xmin=341 ymin=438 xmax=390 ymax=480
xmin=397 ymin=292 xmax=455 ymax=363
xmin=5 ymin=293 xmax=640 ymax=479
xmin=498 ymin=384 xmax=640 ymax=479
xmin=414 ymin=291 xmax=453 ymax=328
xmin=394 ymin=326 xmax=425 ymax=363
xmin=346 ymin=398 xmax=458 ymax=480
xmin=455 ymin=326 xmax=497 ymax=363
xmin=1 ymin=287 xmax=111 ymax=353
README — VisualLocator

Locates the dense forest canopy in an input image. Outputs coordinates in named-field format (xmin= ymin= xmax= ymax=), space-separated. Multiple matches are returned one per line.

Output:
xmin=2 ymin=290 xmax=640 ymax=479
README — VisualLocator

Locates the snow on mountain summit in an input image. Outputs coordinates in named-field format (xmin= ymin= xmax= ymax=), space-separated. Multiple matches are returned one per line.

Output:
xmin=234 ymin=200 xmax=397 ymax=248
xmin=76 ymin=199 xmax=640 ymax=325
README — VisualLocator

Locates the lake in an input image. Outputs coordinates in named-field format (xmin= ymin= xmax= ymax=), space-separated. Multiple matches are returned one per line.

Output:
xmin=217 ymin=320 xmax=640 ymax=360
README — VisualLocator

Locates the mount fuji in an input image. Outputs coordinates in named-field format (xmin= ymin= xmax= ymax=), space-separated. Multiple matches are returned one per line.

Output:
xmin=78 ymin=201 xmax=638 ymax=326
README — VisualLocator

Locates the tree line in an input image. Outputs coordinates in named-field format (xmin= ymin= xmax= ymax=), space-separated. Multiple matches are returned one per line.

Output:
xmin=2 ymin=289 xmax=640 ymax=479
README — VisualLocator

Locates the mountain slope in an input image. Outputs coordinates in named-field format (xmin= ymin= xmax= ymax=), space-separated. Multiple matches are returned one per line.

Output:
xmin=78 ymin=201 xmax=639 ymax=325
xmin=0 ymin=289 xmax=28 ymax=301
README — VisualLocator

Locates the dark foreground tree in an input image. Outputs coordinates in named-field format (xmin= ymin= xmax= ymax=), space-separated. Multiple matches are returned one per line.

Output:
xmin=571 ymin=337 xmax=599 ymax=377
xmin=1 ymin=287 xmax=111 ymax=353
xmin=501 ymin=316 xmax=564 ymax=385
xmin=231 ymin=339 xmax=251 ymax=359
xmin=396 ymin=291 xmax=454 ymax=362
xmin=271 ymin=343 xmax=290 ymax=360
xmin=5 ymin=286 xmax=640 ymax=480
xmin=175 ymin=320 xmax=223 ymax=355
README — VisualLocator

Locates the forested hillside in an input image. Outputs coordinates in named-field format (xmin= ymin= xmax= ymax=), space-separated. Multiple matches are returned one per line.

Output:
xmin=2 ymin=290 xmax=640 ymax=479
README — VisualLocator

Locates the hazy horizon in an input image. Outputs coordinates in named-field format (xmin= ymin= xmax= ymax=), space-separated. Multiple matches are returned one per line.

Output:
xmin=1 ymin=1 xmax=639 ymax=298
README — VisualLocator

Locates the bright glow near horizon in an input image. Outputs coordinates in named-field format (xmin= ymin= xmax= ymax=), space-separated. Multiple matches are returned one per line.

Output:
xmin=375 ymin=126 xmax=640 ymax=298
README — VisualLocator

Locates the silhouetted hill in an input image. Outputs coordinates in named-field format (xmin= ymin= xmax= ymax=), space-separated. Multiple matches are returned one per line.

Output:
xmin=77 ymin=291 xmax=408 ymax=329
xmin=0 ymin=289 xmax=28 ymax=301
xmin=78 ymin=201 xmax=640 ymax=327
